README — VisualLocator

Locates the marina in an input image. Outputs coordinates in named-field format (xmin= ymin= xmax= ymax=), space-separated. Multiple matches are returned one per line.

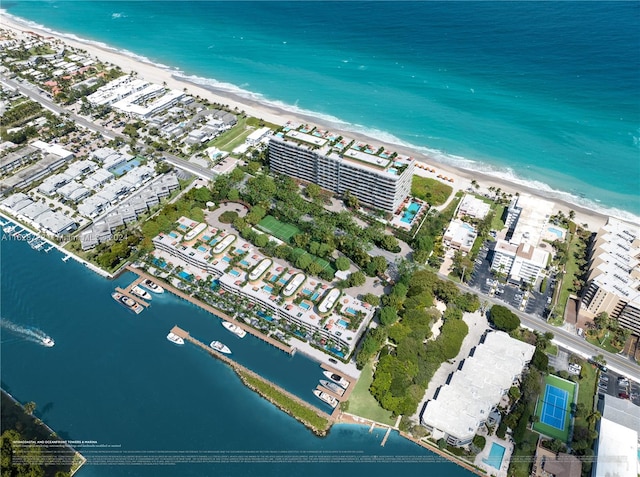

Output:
xmin=126 ymin=266 xmax=296 ymax=355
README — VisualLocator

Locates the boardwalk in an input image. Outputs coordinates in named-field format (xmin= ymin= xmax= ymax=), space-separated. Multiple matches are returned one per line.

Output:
xmin=170 ymin=325 xmax=332 ymax=425
xmin=126 ymin=266 xmax=295 ymax=355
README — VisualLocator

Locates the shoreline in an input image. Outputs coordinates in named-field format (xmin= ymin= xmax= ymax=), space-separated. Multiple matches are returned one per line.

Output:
xmin=1 ymin=14 xmax=636 ymax=230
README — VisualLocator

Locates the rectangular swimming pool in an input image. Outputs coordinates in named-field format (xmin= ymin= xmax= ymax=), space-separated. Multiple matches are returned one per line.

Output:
xmin=337 ymin=319 xmax=349 ymax=327
xmin=178 ymin=270 xmax=193 ymax=281
xmin=263 ymin=285 xmax=273 ymax=293
xmin=300 ymin=302 xmax=311 ymax=310
xmin=483 ymin=443 xmax=506 ymax=470
xmin=229 ymin=269 xmax=241 ymax=277
xmin=311 ymin=292 xmax=320 ymax=301
xmin=345 ymin=307 xmax=357 ymax=315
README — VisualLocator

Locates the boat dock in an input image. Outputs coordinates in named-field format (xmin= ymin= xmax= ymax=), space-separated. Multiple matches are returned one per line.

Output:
xmin=114 ymin=286 xmax=150 ymax=308
xmin=127 ymin=266 xmax=295 ymax=355
xmin=170 ymin=325 xmax=331 ymax=421
xmin=318 ymin=363 xmax=357 ymax=419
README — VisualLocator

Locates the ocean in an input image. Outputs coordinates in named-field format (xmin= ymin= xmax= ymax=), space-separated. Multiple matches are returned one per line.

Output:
xmin=2 ymin=1 xmax=640 ymax=220
xmin=0 ymin=234 xmax=473 ymax=476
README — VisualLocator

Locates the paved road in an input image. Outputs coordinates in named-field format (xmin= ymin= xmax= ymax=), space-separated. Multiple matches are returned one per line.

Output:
xmin=161 ymin=153 xmax=216 ymax=181
xmin=0 ymin=75 xmax=119 ymax=140
xmin=443 ymin=274 xmax=640 ymax=380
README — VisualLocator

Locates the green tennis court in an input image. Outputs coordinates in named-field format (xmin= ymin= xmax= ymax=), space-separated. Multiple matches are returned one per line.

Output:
xmin=257 ymin=216 xmax=300 ymax=243
xmin=533 ymin=374 xmax=576 ymax=441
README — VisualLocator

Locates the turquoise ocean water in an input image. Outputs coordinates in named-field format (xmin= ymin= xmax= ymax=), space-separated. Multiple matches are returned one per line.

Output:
xmin=0 ymin=235 xmax=472 ymax=476
xmin=2 ymin=1 xmax=640 ymax=219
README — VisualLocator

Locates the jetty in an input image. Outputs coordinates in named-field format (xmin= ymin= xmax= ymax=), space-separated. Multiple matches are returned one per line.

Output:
xmin=127 ymin=266 xmax=295 ymax=355
xmin=169 ymin=325 xmax=332 ymax=432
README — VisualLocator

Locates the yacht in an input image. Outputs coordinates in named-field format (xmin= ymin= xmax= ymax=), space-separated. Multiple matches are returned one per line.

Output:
xmin=42 ymin=337 xmax=55 ymax=347
xmin=222 ymin=321 xmax=246 ymax=338
xmin=131 ymin=285 xmax=152 ymax=300
xmin=111 ymin=292 xmax=143 ymax=314
xmin=313 ymin=389 xmax=338 ymax=408
xmin=166 ymin=332 xmax=184 ymax=345
xmin=322 ymin=371 xmax=350 ymax=389
xmin=141 ymin=279 xmax=164 ymax=294
xmin=210 ymin=340 xmax=231 ymax=354
xmin=319 ymin=379 xmax=345 ymax=396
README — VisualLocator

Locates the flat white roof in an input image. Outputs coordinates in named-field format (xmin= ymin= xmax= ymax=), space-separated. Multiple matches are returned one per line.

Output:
xmin=249 ymin=258 xmax=273 ymax=281
xmin=594 ymin=418 xmax=638 ymax=477
xmin=283 ymin=272 xmax=306 ymax=296
xmin=318 ymin=288 xmax=340 ymax=313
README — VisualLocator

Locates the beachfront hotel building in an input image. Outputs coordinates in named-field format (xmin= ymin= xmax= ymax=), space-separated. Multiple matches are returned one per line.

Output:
xmin=151 ymin=216 xmax=375 ymax=357
xmin=268 ymin=123 xmax=415 ymax=213
xmin=580 ymin=217 xmax=640 ymax=335
xmin=420 ymin=331 xmax=534 ymax=447
xmin=490 ymin=194 xmax=553 ymax=285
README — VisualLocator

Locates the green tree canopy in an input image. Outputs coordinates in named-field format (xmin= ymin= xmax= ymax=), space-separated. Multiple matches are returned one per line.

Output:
xmin=489 ymin=305 xmax=521 ymax=332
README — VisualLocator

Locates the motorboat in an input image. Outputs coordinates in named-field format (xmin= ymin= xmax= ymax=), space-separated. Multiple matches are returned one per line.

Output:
xmin=319 ymin=379 xmax=345 ymax=396
xmin=313 ymin=389 xmax=338 ymax=408
xmin=131 ymin=285 xmax=152 ymax=300
xmin=210 ymin=340 xmax=231 ymax=354
xmin=42 ymin=337 xmax=55 ymax=347
xmin=166 ymin=332 xmax=184 ymax=345
xmin=141 ymin=279 xmax=164 ymax=294
xmin=222 ymin=321 xmax=246 ymax=338
xmin=322 ymin=371 xmax=350 ymax=389
xmin=111 ymin=292 xmax=143 ymax=314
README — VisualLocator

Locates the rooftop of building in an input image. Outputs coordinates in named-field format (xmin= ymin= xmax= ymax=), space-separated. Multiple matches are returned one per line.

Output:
xmin=594 ymin=418 xmax=638 ymax=477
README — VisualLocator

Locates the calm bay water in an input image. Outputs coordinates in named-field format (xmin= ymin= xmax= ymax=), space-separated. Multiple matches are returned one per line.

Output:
xmin=2 ymin=1 xmax=640 ymax=219
xmin=0 ymin=235 xmax=471 ymax=476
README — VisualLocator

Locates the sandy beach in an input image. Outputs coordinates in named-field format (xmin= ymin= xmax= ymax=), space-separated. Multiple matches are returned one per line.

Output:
xmin=1 ymin=16 xmax=613 ymax=231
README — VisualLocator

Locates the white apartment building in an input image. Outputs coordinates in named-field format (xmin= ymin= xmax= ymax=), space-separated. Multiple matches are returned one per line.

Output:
xmin=420 ymin=331 xmax=534 ymax=446
xmin=268 ymin=125 xmax=415 ymax=213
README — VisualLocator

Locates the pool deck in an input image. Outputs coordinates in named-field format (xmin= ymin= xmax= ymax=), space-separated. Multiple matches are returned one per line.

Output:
xmin=473 ymin=434 xmax=514 ymax=477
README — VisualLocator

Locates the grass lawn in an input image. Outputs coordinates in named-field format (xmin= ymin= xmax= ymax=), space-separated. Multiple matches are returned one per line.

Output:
xmin=586 ymin=332 xmax=623 ymax=354
xmin=491 ymin=204 xmax=506 ymax=231
xmin=346 ymin=361 xmax=395 ymax=426
xmin=246 ymin=116 xmax=279 ymax=130
xmin=573 ymin=363 xmax=598 ymax=434
xmin=257 ymin=215 xmax=301 ymax=243
xmin=544 ymin=342 xmax=558 ymax=356
xmin=411 ymin=176 xmax=453 ymax=206
xmin=508 ymin=429 xmax=539 ymax=477
xmin=208 ymin=116 xmax=255 ymax=151
xmin=556 ymin=231 xmax=584 ymax=320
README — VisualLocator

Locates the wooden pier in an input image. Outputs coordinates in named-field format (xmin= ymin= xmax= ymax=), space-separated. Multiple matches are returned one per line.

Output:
xmin=126 ymin=266 xmax=295 ymax=355
xmin=381 ymin=427 xmax=392 ymax=446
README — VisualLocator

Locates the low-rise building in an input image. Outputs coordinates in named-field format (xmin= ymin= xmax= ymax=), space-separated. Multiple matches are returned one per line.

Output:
xmin=443 ymin=219 xmax=477 ymax=253
xmin=593 ymin=418 xmax=638 ymax=477
xmin=491 ymin=240 xmax=550 ymax=285
xmin=420 ymin=331 xmax=534 ymax=446
xmin=457 ymin=194 xmax=491 ymax=220
xmin=531 ymin=443 xmax=581 ymax=477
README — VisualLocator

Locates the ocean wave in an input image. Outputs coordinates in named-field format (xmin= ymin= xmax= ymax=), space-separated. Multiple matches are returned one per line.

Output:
xmin=3 ymin=10 xmax=638 ymax=225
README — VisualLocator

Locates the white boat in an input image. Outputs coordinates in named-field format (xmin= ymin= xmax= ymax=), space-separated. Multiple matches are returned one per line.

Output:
xmin=166 ymin=332 xmax=184 ymax=345
xmin=313 ymin=389 xmax=338 ymax=408
xmin=319 ymin=379 xmax=345 ymax=396
xmin=210 ymin=340 xmax=231 ymax=354
xmin=111 ymin=292 xmax=143 ymax=314
xmin=42 ymin=337 xmax=55 ymax=347
xmin=131 ymin=285 xmax=152 ymax=300
xmin=141 ymin=279 xmax=164 ymax=294
xmin=222 ymin=321 xmax=246 ymax=338
xmin=322 ymin=371 xmax=350 ymax=389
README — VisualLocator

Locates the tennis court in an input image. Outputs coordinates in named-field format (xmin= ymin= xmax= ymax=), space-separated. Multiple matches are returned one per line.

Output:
xmin=533 ymin=374 xmax=576 ymax=441
xmin=257 ymin=216 xmax=300 ymax=243
xmin=540 ymin=384 xmax=568 ymax=430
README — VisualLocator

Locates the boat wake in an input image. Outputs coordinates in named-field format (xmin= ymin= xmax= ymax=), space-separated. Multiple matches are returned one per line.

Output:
xmin=0 ymin=318 xmax=54 ymax=347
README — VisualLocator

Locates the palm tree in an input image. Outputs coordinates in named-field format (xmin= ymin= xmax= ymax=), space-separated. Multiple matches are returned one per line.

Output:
xmin=587 ymin=410 xmax=601 ymax=427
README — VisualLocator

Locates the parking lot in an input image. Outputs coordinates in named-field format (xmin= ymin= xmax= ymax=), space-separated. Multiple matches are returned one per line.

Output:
xmin=598 ymin=368 xmax=640 ymax=406
xmin=467 ymin=241 xmax=556 ymax=319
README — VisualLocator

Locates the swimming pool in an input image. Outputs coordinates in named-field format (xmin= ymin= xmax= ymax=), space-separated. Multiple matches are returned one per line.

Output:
xmin=209 ymin=238 xmax=218 ymax=245
xmin=337 ymin=319 xmax=349 ymax=327
xmin=152 ymin=258 xmax=167 ymax=269
xmin=483 ymin=443 xmax=506 ymax=470
xmin=547 ymin=226 xmax=564 ymax=239
xmin=178 ymin=270 xmax=193 ymax=281
xmin=240 ymin=260 xmax=250 ymax=267
xmin=229 ymin=269 xmax=241 ymax=277
xmin=300 ymin=302 xmax=311 ymax=310
xmin=263 ymin=285 xmax=273 ymax=293
xmin=197 ymin=246 xmax=208 ymax=252
xmin=222 ymin=256 xmax=231 ymax=263
xmin=168 ymin=231 xmax=178 ymax=238
xmin=311 ymin=292 xmax=320 ymax=301
xmin=302 ymin=288 xmax=312 ymax=296
xmin=345 ymin=307 xmax=357 ymax=315
xmin=401 ymin=201 xmax=422 ymax=224
xmin=178 ymin=224 xmax=188 ymax=231
xmin=388 ymin=167 xmax=398 ymax=175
